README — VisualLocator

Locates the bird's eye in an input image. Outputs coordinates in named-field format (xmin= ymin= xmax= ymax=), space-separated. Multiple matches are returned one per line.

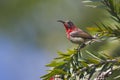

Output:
xmin=67 ymin=21 xmax=74 ymax=27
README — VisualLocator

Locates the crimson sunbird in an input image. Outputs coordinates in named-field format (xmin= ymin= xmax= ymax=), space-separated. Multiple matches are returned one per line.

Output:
xmin=57 ymin=20 xmax=98 ymax=49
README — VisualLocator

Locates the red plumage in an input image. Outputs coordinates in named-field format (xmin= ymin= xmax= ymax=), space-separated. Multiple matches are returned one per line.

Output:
xmin=58 ymin=20 xmax=94 ymax=44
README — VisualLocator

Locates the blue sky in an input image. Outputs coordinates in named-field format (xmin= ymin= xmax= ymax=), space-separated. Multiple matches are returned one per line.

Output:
xmin=0 ymin=34 xmax=50 ymax=80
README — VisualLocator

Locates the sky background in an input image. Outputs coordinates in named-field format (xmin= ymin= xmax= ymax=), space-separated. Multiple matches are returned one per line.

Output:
xmin=0 ymin=0 xmax=104 ymax=80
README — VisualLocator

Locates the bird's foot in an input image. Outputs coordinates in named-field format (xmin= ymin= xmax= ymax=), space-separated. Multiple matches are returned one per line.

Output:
xmin=76 ymin=43 xmax=86 ymax=52
xmin=79 ymin=43 xmax=86 ymax=49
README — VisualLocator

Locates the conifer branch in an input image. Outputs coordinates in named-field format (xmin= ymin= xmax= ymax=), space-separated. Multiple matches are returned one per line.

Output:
xmin=41 ymin=0 xmax=120 ymax=80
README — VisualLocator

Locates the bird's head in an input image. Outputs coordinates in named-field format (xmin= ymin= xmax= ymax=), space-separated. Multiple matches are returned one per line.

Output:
xmin=57 ymin=20 xmax=76 ymax=31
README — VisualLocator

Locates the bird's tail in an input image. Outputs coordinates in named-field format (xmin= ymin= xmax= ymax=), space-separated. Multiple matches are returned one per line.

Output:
xmin=92 ymin=38 xmax=102 ymax=42
xmin=85 ymin=38 xmax=101 ymax=45
xmin=92 ymin=33 xmax=102 ymax=42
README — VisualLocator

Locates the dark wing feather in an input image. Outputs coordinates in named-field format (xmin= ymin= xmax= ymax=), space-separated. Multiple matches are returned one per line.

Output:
xmin=70 ymin=29 xmax=93 ymax=39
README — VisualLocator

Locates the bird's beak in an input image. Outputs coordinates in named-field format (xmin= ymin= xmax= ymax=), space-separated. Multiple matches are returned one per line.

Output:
xmin=57 ymin=20 xmax=65 ymax=24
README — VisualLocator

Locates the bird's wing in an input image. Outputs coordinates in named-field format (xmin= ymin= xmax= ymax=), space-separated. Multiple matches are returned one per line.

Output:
xmin=70 ymin=29 xmax=93 ymax=39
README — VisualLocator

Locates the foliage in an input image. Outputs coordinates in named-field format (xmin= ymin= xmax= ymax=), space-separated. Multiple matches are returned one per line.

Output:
xmin=41 ymin=0 xmax=120 ymax=80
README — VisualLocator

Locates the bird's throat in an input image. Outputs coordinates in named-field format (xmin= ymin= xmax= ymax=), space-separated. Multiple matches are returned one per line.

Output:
xmin=66 ymin=30 xmax=71 ymax=39
xmin=66 ymin=29 xmax=75 ymax=39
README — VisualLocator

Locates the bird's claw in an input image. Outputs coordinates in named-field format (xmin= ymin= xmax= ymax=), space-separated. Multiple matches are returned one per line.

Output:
xmin=74 ymin=43 xmax=86 ymax=52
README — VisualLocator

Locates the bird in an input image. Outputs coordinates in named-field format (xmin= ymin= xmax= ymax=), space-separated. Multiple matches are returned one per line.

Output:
xmin=57 ymin=20 xmax=97 ymax=49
